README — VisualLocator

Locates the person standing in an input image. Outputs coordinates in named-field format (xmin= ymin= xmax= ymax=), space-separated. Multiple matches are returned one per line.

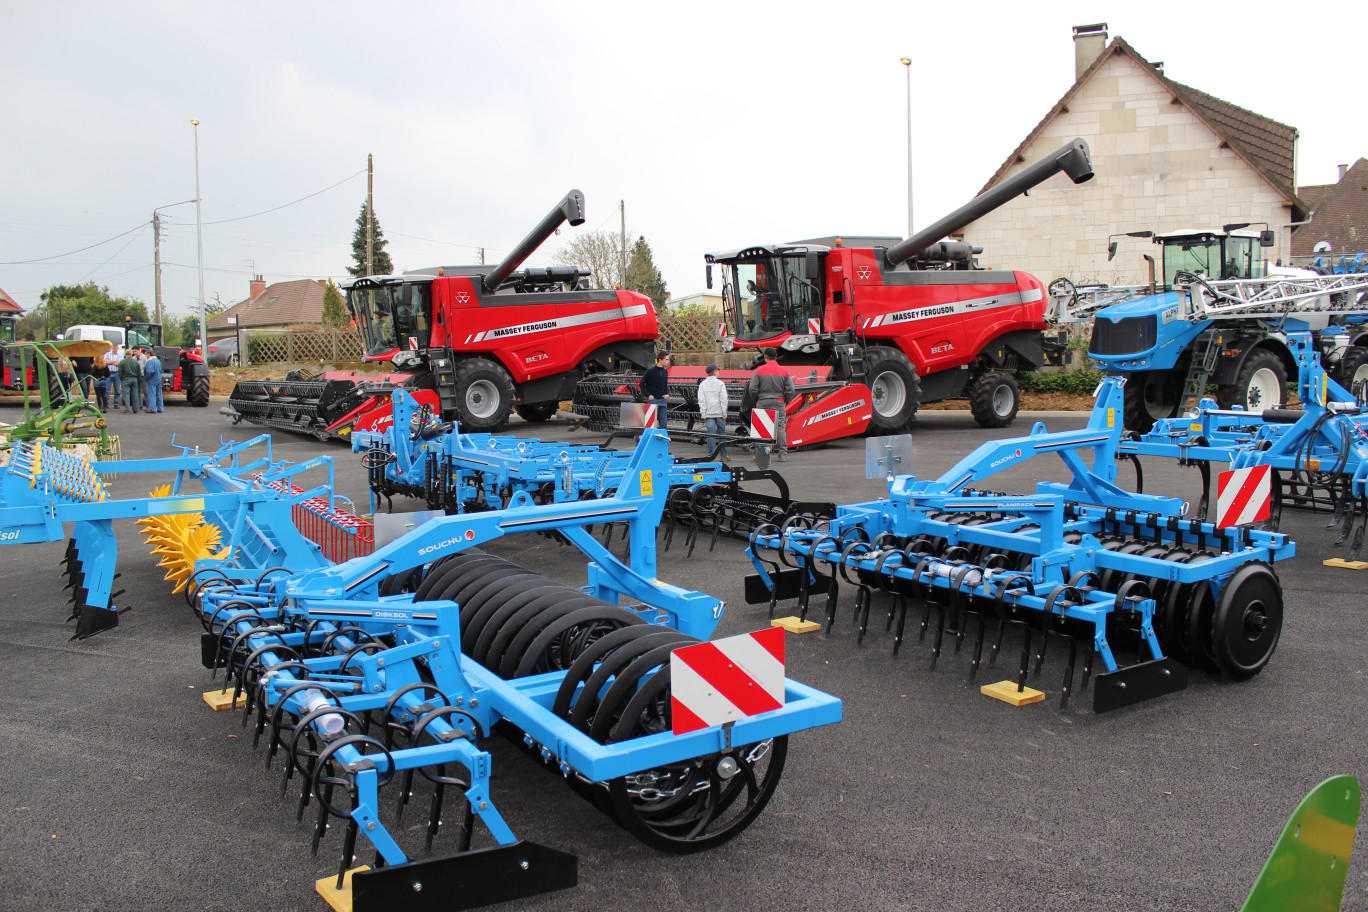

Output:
xmin=135 ymin=347 xmax=150 ymax=410
xmin=638 ymin=351 xmax=671 ymax=430
xmin=697 ymin=363 xmax=730 ymax=461
xmin=143 ymin=349 xmax=164 ymax=413
xmin=745 ymin=347 xmax=796 ymax=461
xmin=101 ymin=345 xmax=122 ymax=405
xmin=117 ymin=349 xmax=142 ymax=413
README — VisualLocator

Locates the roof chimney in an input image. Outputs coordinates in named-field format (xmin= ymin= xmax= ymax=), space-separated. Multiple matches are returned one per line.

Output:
xmin=1072 ymin=23 xmax=1108 ymax=80
xmin=1338 ymin=164 xmax=1349 ymax=181
xmin=249 ymin=274 xmax=266 ymax=299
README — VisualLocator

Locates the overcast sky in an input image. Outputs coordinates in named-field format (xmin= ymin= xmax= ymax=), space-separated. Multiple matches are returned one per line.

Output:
xmin=2 ymin=1 xmax=1363 ymax=325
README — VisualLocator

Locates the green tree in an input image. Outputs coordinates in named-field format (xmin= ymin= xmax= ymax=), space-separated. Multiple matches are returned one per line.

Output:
xmin=321 ymin=280 xmax=349 ymax=329
xmin=31 ymin=283 xmax=149 ymax=338
xmin=624 ymin=235 xmax=668 ymax=308
xmin=348 ymin=201 xmax=394 ymax=277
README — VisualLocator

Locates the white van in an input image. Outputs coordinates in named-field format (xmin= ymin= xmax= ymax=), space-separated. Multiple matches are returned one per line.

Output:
xmin=62 ymin=324 xmax=126 ymax=354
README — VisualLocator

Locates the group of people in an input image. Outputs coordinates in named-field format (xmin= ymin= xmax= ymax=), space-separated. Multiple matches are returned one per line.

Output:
xmin=637 ymin=347 xmax=795 ymax=463
xmin=88 ymin=346 xmax=164 ymax=413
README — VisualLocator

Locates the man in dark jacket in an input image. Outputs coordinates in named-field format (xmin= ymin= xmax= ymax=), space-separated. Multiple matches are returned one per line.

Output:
xmin=745 ymin=347 xmax=796 ymax=460
xmin=638 ymin=351 xmax=670 ymax=429
xmin=117 ymin=350 xmax=142 ymax=413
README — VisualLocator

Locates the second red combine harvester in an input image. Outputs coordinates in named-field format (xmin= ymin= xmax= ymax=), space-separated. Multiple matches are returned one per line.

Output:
xmin=225 ymin=191 xmax=659 ymax=438
xmin=574 ymin=138 xmax=1094 ymax=445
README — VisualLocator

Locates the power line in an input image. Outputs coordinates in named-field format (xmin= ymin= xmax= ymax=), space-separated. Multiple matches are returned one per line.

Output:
xmin=203 ymin=169 xmax=367 ymax=225
xmin=0 ymin=222 xmax=147 ymax=264
xmin=80 ymin=224 xmax=149 ymax=282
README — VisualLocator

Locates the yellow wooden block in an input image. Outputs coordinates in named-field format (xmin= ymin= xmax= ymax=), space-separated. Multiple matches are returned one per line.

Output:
xmin=316 ymin=866 xmax=370 ymax=912
xmin=981 ymin=680 xmax=1046 ymax=707
xmin=1323 ymin=558 xmax=1368 ymax=570
xmin=771 ymin=616 xmax=821 ymax=634
xmin=202 ymin=688 xmax=248 ymax=711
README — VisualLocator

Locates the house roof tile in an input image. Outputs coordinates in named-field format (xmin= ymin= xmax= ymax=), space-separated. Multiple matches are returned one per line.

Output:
xmin=1291 ymin=158 xmax=1368 ymax=258
xmin=208 ymin=279 xmax=326 ymax=330
xmin=0 ymin=285 xmax=22 ymax=314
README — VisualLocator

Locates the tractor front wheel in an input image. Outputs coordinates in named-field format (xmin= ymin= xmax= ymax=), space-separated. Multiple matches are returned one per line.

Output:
xmin=455 ymin=359 xmax=516 ymax=431
xmin=969 ymin=371 xmax=1021 ymax=428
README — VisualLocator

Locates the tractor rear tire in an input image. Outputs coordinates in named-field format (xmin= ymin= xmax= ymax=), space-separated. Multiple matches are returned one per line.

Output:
xmin=188 ymin=373 xmax=210 ymax=408
xmin=1332 ymin=346 xmax=1368 ymax=398
xmin=968 ymin=371 xmax=1020 ymax=428
xmin=455 ymin=358 xmax=516 ymax=431
xmin=864 ymin=347 xmax=920 ymax=433
xmin=515 ymin=401 xmax=559 ymax=423
xmin=1218 ymin=350 xmax=1286 ymax=413
xmin=1122 ymin=370 xmax=1180 ymax=433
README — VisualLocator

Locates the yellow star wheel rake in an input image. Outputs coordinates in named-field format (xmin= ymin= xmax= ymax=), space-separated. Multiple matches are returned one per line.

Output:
xmin=136 ymin=484 xmax=230 ymax=593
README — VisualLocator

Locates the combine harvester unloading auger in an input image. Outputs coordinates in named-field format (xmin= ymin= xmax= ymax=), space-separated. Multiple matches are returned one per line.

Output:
xmin=1 ymin=429 xmax=841 ymax=910
xmin=746 ymin=377 xmax=1294 ymax=713
xmin=354 ymin=389 xmax=834 ymax=555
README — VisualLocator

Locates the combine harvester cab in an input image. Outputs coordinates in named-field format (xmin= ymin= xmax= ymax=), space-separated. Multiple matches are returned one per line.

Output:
xmin=572 ymin=138 xmax=1094 ymax=444
xmin=226 ymin=190 xmax=659 ymax=441
xmin=746 ymin=377 xmax=1295 ymax=712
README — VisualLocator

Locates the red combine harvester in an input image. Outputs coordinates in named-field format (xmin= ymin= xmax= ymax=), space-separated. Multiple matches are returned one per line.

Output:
xmin=575 ymin=138 xmax=1093 ymax=446
xmin=225 ymin=191 xmax=659 ymax=439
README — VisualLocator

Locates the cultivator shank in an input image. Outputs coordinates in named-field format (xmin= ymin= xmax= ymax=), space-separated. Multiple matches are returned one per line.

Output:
xmin=748 ymin=379 xmax=1294 ymax=711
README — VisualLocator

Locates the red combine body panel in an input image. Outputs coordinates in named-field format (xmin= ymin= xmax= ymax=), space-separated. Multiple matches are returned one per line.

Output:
xmin=693 ymin=138 xmax=1094 ymax=441
xmin=227 ymin=191 xmax=659 ymax=439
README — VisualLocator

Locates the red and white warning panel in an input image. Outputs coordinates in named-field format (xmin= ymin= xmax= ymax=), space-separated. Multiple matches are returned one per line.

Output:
xmin=1216 ymin=464 xmax=1272 ymax=528
xmin=750 ymin=408 xmax=776 ymax=440
xmin=670 ymin=628 xmax=786 ymax=735
xmin=807 ymin=318 xmax=822 ymax=334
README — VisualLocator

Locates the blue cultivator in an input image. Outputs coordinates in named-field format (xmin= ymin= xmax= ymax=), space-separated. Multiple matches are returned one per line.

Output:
xmin=355 ymin=388 xmax=833 ymax=555
xmin=746 ymin=379 xmax=1294 ymax=712
xmin=1123 ymin=331 xmax=1368 ymax=562
xmin=5 ymin=429 xmax=841 ymax=910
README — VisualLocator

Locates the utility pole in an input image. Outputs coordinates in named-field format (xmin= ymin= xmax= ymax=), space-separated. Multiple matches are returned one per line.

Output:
xmin=619 ymin=200 xmax=627 ymax=286
xmin=366 ymin=153 xmax=374 ymax=277
xmin=479 ymin=248 xmax=485 ymax=266
xmin=152 ymin=211 xmax=164 ymax=326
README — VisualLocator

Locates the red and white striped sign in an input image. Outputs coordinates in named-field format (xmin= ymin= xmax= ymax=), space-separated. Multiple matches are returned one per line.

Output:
xmin=716 ymin=322 xmax=728 ymax=339
xmin=807 ymin=318 xmax=822 ymax=334
xmin=1216 ymin=464 xmax=1272 ymax=528
xmin=670 ymin=628 xmax=785 ymax=735
xmin=618 ymin=402 xmax=658 ymax=429
xmin=749 ymin=408 xmax=776 ymax=440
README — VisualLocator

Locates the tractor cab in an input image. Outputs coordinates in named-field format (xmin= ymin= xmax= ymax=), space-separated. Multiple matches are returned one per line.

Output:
xmin=0 ymin=315 xmax=16 ymax=343
xmin=124 ymin=321 xmax=162 ymax=350
xmin=1110 ymin=225 xmax=1276 ymax=291
xmin=706 ymin=245 xmax=826 ymax=345
xmin=344 ymin=276 xmax=435 ymax=366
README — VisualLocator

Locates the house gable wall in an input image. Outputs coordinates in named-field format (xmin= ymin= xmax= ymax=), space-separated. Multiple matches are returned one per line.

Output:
xmin=961 ymin=53 xmax=1295 ymax=285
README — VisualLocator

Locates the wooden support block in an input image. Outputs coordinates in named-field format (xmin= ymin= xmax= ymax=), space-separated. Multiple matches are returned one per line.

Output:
xmin=202 ymin=688 xmax=248 ymax=711
xmin=771 ymin=616 xmax=821 ymax=634
xmin=316 ymin=866 xmax=370 ymax=912
xmin=981 ymin=680 xmax=1046 ymax=707
xmin=1323 ymin=558 xmax=1368 ymax=570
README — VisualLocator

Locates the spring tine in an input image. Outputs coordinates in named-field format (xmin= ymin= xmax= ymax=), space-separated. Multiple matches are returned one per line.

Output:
xmin=661 ymin=516 xmax=676 ymax=552
xmin=335 ymin=818 xmax=359 ymax=890
xmin=1033 ymin=630 xmax=1049 ymax=677
xmin=968 ymin=615 xmax=987 ymax=681
xmin=766 ymin=582 xmax=780 ymax=621
xmin=1329 ymin=481 xmax=1347 ymax=528
xmin=1335 ymin=494 xmax=1356 ymax=545
xmin=395 ymin=769 xmax=415 ymax=820
xmin=989 ymin=617 xmax=1006 ymax=667
xmin=685 ymin=522 xmax=699 ymax=558
xmin=1060 ymin=639 xmax=1078 ymax=710
xmin=310 ymin=788 xmax=331 ymax=856
xmin=296 ymin=774 xmax=312 ymax=821
xmin=823 ymin=579 xmax=842 ymax=636
xmin=252 ymin=706 xmax=270 ymax=749
xmin=918 ymin=593 xmax=933 ymax=642
xmin=855 ymin=587 xmax=871 ymax=646
xmin=425 ymin=780 xmax=445 ymax=853
xmin=892 ymin=596 xmax=909 ymax=656
xmin=929 ymin=602 xmax=948 ymax=670
xmin=1350 ymin=496 xmax=1368 ymax=561
xmin=1016 ymin=629 xmax=1032 ymax=692
xmin=456 ymin=789 xmax=476 ymax=853
xmin=709 ymin=520 xmax=723 ymax=552
xmin=952 ymin=603 xmax=969 ymax=654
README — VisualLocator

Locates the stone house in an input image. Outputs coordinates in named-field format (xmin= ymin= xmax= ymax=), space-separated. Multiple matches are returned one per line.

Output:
xmin=960 ymin=24 xmax=1308 ymax=285
xmin=206 ymin=275 xmax=327 ymax=343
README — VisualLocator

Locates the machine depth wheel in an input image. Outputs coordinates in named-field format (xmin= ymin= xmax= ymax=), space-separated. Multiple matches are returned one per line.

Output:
xmin=454 ymin=358 xmax=516 ymax=431
xmin=1211 ymin=562 xmax=1283 ymax=681
xmin=968 ymin=371 xmax=1020 ymax=428
xmin=1332 ymin=346 xmax=1368 ymax=398
xmin=1122 ymin=370 xmax=1180 ymax=433
xmin=188 ymin=371 xmax=210 ymax=407
xmin=607 ymin=734 xmax=789 ymax=853
xmin=1219 ymin=350 xmax=1286 ymax=413
xmin=864 ymin=347 xmax=920 ymax=433
xmin=515 ymin=401 xmax=559 ymax=423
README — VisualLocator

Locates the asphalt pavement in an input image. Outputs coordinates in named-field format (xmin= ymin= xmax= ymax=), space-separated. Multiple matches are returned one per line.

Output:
xmin=2 ymin=400 xmax=1366 ymax=912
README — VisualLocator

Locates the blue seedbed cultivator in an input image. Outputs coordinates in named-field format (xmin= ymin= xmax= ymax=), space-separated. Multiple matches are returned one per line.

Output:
xmin=3 ymin=427 xmax=841 ymax=909
xmin=746 ymin=379 xmax=1294 ymax=713
xmin=355 ymin=389 xmax=833 ymax=556
xmin=1122 ymin=331 xmax=1368 ymax=561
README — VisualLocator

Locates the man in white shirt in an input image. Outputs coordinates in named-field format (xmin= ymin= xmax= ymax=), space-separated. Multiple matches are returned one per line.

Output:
xmin=697 ymin=364 xmax=730 ymax=462
xmin=100 ymin=346 xmax=122 ymax=404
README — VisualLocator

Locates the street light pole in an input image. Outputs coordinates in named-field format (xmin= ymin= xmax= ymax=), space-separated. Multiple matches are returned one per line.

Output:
xmin=191 ymin=119 xmax=206 ymax=351
xmin=900 ymin=57 xmax=913 ymax=236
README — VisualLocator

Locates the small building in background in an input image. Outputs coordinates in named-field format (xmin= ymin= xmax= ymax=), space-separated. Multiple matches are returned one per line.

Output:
xmin=662 ymin=292 xmax=725 ymax=314
xmin=1292 ymin=159 xmax=1368 ymax=265
xmin=207 ymin=275 xmax=326 ymax=343
xmin=960 ymin=24 xmax=1308 ymax=285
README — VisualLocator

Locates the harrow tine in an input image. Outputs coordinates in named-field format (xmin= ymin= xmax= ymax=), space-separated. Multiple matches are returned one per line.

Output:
xmin=928 ymin=601 xmax=948 ymax=670
xmin=1351 ymin=496 xmax=1368 ymax=561
xmin=1016 ymin=628 xmax=1033 ymax=692
xmin=310 ymin=788 xmax=331 ymax=856
xmin=854 ymin=586 xmax=872 ymax=646
xmin=1335 ymin=494 xmax=1357 ymax=545
xmin=335 ymin=817 xmax=359 ymax=890
xmin=395 ymin=769 xmax=415 ymax=820
xmin=1060 ymin=639 xmax=1078 ymax=710
xmin=1328 ymin=479 xmax=1348 ymax=528
xmin=1080 ymin=644 xmax=1095 ymax=692
xmin=892 ymin=596 xmax=910 ymax=657
xmin=968 ymin=614 xmax=988 ymax=681
xmin=425 ymin=780 xmax=445 ymax=853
